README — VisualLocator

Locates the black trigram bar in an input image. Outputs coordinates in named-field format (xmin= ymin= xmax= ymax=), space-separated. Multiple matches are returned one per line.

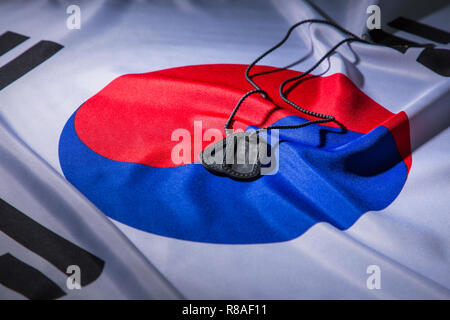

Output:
xmin=0 ymin=253 xmax=65 ymax=300
xmin=0 ymin=40 xmax=63 ymax=90
xmin=0 ymin=31 xmax=29 ymax=56
xmin=417 ymin=48 xmax=450 ymax=77
xmin=0 ymin=198 xmax=104 ymax=287
xmin=389 ymin=17 xmax=450 ymax=44
xmin=368 ymin=29 xmax=429 ymax=53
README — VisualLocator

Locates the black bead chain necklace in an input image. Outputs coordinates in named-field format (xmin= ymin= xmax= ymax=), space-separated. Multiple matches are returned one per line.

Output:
xmin=200 ymin=19 xmax=369 ymax=180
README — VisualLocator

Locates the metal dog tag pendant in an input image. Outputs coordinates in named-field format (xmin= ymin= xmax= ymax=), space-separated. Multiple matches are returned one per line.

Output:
xmin=199 ymin=132 xmax=268 ymax=180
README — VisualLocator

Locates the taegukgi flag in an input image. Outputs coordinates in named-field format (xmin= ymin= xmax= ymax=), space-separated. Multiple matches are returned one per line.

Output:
xmin=0 ymin=0 xmax=449 ymax=299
